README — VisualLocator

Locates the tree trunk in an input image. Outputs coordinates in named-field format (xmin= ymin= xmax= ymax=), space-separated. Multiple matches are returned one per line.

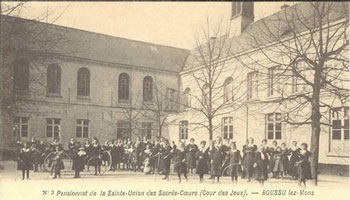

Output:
xmin=208 ymin=117 xmax=213 ymax=141
xmin=310 ymin=70 xmax=322 ymax=186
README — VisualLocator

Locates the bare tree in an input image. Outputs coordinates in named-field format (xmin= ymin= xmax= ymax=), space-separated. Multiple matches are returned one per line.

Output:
xmin=180 ymin=18 xmax=247 ymax=141
xmin=235 ymin=2 xmax=349 ymax=185
xmin=140 ymin=78 xmax=178 ymax=138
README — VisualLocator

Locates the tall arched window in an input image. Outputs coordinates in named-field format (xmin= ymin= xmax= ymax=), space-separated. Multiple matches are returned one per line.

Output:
xmin=202 ymin=83 xmax=209 ymax=106
xmin=13 ymin=59 xmax=29 ymax=90
xmin=183 ymin=87 xmax=191 ymax=107
xmin=223 ymin=77 xmax=234 ymax=102
xmin=77 ymin=67 xmax=90 ymax=96
xmin=47 ymin=64 xmax=61 ymax=95
xmin=143 ymin=76 xmax=153 ymax=101
xmin=119 ymin=73 xmax=129 ymax=100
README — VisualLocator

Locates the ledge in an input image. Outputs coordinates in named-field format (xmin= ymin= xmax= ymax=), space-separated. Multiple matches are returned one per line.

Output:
xmin=326 ymin=154 xmax=350 ymax=158
xmin=46 ymin=93 xmax=62 ymax=98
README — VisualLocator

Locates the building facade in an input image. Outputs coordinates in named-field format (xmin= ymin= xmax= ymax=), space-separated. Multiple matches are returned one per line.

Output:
xmin=168 ymin=2 xmax=349 ymax=174
xmin=0 ymin=15 xmax=188 ymax=149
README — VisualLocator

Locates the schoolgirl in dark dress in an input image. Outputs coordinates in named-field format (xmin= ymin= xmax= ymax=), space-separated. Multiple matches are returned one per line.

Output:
xmin=241 ymin=140 xmax=249 ymax=179
xmin=242 ymin=137 xmax=257 ymax=182
xmin=288 ymin=141 xmax=300 ymax=179
xmin=295 ymin=143 xmax=312 ymax=188
xmin=272 ymin=147 xmax=284 ymax=179
xmin=268 ymin=140 xmax=278 ymax=177
xmin=83 ymin=140 xmax=92 ymax=169
xmin=225 ymin=142 xmax=242 ymax=184
xmin=210 ymin=136 xmax=225 ymax=183
xmin=90 ymin=138 xmax=103 ymax=175
xmin=159 ymin=139 xmax=172 ymax=180
xmin=31 ymin=143 xmax=41 ymax=172
xmin=51 ymin=146 xmax=65 ymax=179
xmin=38 ymin=140 xmax=47 ymax=171
xmin=253 ymin=145 xmax=268 ymax=185
xmin=115 ymin=139 xmax=125 ymax=170
xmin=152 ymin=138 xmax=161 ymax=174
xmin=185 ymin=138 xmax=198 ymax=174
xmin=72 ymin=143 xmax=86 ymax=178
xmin=196 ymin=141 xmax=209 ymax=183
xmin=68 ymin=138 xmax=76 ymax=157
xmin=280 ymin=143 xmax=289 ymax=176
xmin=173 ymin=143 xmax=188 ymax=183
xmin=17 ymin=142 xmax=33 ymax=180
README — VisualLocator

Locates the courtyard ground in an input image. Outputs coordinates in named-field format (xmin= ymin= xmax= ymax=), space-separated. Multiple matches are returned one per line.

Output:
xmin=0 ymin=160 xmax=349 ymax=200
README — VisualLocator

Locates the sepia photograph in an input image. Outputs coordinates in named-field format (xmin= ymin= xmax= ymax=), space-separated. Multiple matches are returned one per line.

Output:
xmin=0 ymin=1 xmax=349 ymax=200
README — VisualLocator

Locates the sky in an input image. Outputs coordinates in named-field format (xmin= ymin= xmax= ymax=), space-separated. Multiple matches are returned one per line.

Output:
xmin=3 ymin=2 xmax=296 ymax=49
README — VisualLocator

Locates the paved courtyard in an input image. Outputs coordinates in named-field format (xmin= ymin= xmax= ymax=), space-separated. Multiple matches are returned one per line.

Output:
xmin=1 ymin=160 xmax=349 ymax=200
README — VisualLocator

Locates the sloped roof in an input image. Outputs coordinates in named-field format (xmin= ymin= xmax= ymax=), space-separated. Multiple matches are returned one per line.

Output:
xmin=183 ymin=2 xmax=348 ymax=71
xmin=0 ymin=15 xmax=189 ymax=73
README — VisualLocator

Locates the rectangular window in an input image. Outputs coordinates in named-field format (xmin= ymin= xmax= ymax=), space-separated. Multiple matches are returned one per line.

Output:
xmin=266 ymin=113 xmax=282 ymax=140
xmin=247 ymin=71 xmax=258 ymax=100
xmin=166 ymin=88 xmax=175 ymax=110
xmin=179 ymin=120 xmax=188 ymax=140
xmin=330 ymin=107 xmax=349 ymax=153
xmin=267 ymin=67 xmax=274 ymax=97
xmin=141 ymin=122 xmax=152 ymax=140
xmin=76 ymin=119 xmax=89 ymax=138
xmin=13 ymin=117 xmax=29 ymax=138
xmin=46 ymin=118 xmax=61 ymax=138
xmin=268 ymin=66 xmax=281 ymax=97
xmin=117 ymin=120 xmax=130 ymax=139
xmin=222 ymin=117 xmax=233 ymax=140
xmin=291 ymin=72 xmax=299 ymax=93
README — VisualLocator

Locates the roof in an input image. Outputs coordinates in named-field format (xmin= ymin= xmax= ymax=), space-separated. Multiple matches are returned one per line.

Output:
xmin=0 ymin=15 xmax=189 ymax=73
xmin=183 ymin=2 xmax=348 ymax=71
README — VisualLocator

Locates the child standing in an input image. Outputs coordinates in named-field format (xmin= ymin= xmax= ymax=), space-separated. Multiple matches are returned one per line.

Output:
xmin=17 ymin=142 xmax=33 ymax=180
xmin=72 ymin=144 xmax=86 ymax=178
xmin=185 ymin=138 xmax=198 ymax=174
xmin=295 ymin=143 xmax=312 ymax=188
xmin=281 ymin=143 xmax=289 ymax=176
xmin=272 ymin=147 xmax=284 ymax=179
xmin=143 ymin=144 xmax=154 ymax=174
xmin=225 ymin=142 xmax=242 ymax=184
xmin=210 ymin=136 xmax=225 ymax=184
xmin=288 ymin=141 xmax=300 ymax=180
xmin=173 ymin=142 xmax=188 ymax=183
xmin=51 ymin=147 xmax=65 ymax=179
xmin=242 ymin=137 xmax=257 ymax=182
xmin=90 ymin=137 xmax=102 ymax=175
xmin=253 ymin=145 xmax=268 ymax=186
xmin=196 ymin=141 xmax=209 ymax=183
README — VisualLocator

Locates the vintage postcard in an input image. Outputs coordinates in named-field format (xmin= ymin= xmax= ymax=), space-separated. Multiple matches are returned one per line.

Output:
xmin=0 ymin=1 xmax=349 ymax=200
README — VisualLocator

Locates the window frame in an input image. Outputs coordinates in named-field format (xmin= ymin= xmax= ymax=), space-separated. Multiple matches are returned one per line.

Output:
xmin=222 ymin=117 xmax=233 ymax=140
xmin=247 ymin=71 xmax=258 ymax=100
xmin=143 ymin=76 xmax=153 ymax=102
xmin=266 ymin=113 xmax=282 ymax=140
xmin=117 ymin=120 xmax=130 ymax=139
xmin=118 ymin=73 xmax=130 ymax=101
xmin=76 ymin=119 xmax=89 ymax=138
xmin=77 ymin=67 xmax=90 ymax=97
xmin=13 ymin=117 xmax=29 ymax=138
xmin=183 ymin=87 xmax=191 ymax=107
xmin=13 ymin=59 xmax=29 ymax=91
xmin=46 ymin=118 xmax=61 ymax=139
xmin=47 ymin=64 xmax=61 ymax=95
xmin=223 ymin=77 xmax=234 ymax=102
xmin=141 ymin=122 xmax=152 ymax=140
xmin=179 ymin=120 xmax=189 ymax=140
xmin=330 ymin=107 xmax=349 ymax=153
